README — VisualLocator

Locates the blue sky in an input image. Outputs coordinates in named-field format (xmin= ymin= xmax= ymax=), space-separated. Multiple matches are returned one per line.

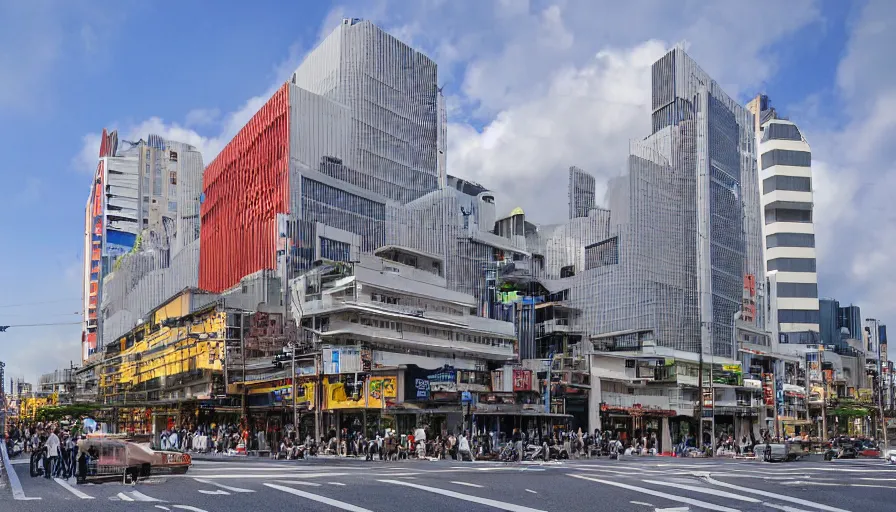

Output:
xmin=1 ymin=0 xmax=893 ymax=383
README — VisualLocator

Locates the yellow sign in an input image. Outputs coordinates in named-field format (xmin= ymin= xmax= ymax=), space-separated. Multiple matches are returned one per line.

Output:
xmin=722 ymin=364 xmax=741 ymax=373
xmin=324 ymin=379 xmax=367 ymax=410
xmin=367 ymin=376 xmax=397 ymax=408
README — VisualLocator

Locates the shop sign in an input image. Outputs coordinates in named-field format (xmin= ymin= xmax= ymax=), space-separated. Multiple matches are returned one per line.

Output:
xmin=744 ymin=378 xmax=762 ymax=389
xmin=367 ymin=376 xmax=397 ymax=409
xmin=481 ymin=393 xmax=515 ymax=405
xmin=461 ymin=391 xmax=473 ymax=404
xmin=722 ymin=364 xmax=742 ymax=373
xmin=512 ymin=369 xmax=532 ymax=392
xmin=428 ymin=366 xmax=457 ymax=393
xmin=324 ymin=377 xmax=366 ymax=409
xmin=412 ymin=377 xmax=431 ymax=400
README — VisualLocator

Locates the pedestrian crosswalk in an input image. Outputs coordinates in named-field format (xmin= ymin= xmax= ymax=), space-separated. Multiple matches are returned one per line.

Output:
xmin=11 ymin=455 xmax=894 ymax=511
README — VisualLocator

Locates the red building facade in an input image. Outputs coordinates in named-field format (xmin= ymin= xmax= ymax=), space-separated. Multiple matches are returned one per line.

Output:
xmin=199 ymin=84 xmax=291 ymax=293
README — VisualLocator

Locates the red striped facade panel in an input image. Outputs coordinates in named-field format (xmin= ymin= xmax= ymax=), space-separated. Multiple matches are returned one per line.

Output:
xmin=199 ymin=83 xmax=291 ymax=293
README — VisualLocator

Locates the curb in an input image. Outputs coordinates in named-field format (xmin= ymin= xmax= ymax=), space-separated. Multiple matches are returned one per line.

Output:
xmin=0 ymin=442 xmax=40 ymax=501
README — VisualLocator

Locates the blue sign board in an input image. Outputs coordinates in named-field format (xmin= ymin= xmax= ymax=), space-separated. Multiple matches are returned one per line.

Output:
xmin=461 ymin=391 xmax=473 ymax=404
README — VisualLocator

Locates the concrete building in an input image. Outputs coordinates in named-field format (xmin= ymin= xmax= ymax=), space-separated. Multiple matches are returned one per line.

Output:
xmin=568 ymin=166 xmax=596 ymax=219
xmin=746 ymin=94 xmax=819 ymax=342
xmin=288 ymin=248 xmax=517 ymax=432
xmin=83 ymin=130 xmax=204 ymax=360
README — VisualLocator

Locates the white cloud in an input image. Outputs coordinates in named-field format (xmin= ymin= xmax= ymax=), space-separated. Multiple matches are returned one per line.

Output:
xmin=184 ymin=108 xmax=221 ymax=128
xmin=804 ymin=0 xmax=896 ymax=322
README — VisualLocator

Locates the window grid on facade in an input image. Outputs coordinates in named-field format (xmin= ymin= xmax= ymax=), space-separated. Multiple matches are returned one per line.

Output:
xmin=760 ymin=149 xmax=811 ymax=169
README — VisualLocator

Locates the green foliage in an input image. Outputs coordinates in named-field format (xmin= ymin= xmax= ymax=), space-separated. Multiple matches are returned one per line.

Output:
xmin=34 ymin=404 xmax=101 ymax=422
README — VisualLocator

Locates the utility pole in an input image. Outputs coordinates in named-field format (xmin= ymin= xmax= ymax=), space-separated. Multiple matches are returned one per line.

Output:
xmin=697 ymin=346 xmax=704 ymax=453
xmin=240 ymin=312 xmax=247 ymax=428
xmin=291 ymin=343 xmax=298 ymax=439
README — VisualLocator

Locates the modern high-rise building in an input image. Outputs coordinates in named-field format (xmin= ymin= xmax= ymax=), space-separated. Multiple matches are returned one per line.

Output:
xmin=746 ymin=94 xmax=819 ymax=341
xmin=82 ymin=130 xmax=204 ymax=360
xmin=819 ymin=297 xmax=841 ymax=347
xmin=579 ymin=47 xmax=763 ymax=358
xmin=568 ymin=166 xmax=596 ymax=219
xmin=291 ymin=18 xmax=441 ymax=204
xmin=839 ymin=304 xmax=862 ymax=341
xmin=200 ymin=18 xmax=445 ymax=294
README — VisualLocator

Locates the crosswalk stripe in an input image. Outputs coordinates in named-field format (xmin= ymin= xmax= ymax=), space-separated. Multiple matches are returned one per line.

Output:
xmin=172 ymin=506 xmax=210 ymax=512
xmin=450 ymin=481 xmax=484 ymax=488
xmin=265 ymin=483 xmax=373 ymax=512
xmin=174 ymin=471 xmax=351 ymax=479
xmin=53 ymin=478 xmax=94 ymax=499
xmin=117 ymin=493 xmax=134 ymax=502
xmin=378 ymin=479 xmax=547 ymax=512
xmin=193 ymin=478 xmax=255 ymax=492
xmin=131 ymin=491 xmax=161 ymax=502
xmin=198 ymin=490 xmax=230 ymax=495
xmin=763 ymin=503 xmax=815 ymax=512
xmin=274 ymin=480 xmax=322 ymax=487
xmin=569 ymin=474 xmax=740 ymax=512
xmin=641 ymin=480 xmax=761 ymax=503
xmin=702 ymin=476 xmax=851 ymax=512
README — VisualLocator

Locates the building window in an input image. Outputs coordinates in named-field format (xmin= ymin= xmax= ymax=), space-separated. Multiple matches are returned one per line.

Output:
xmin=762 ymin=123 xmax=802 ymax=142
xmin=761 ymin=149 xmax=811 ymax=170
xmin=776 ymin=282 xmax=818 ymax=298
xmin=767 ymin=257 xmax=816 ymax=273
xmin=778 ymin=310 xmax=820 ymax=325
xmin=169 ymin=151 xmax=178 ymax=162
xmin=168 ymin=201 xmax=178 ymax=212
xmin=765 ymin=208 xmax=812 ymax=224
xmin=763 ymin=175 xmax=811 ymax=193
xmin=766 ymin=233 xmax=815 ymax=248
xmin=320 ymin=237 xmax=351 ymax=262
xmin=585 ymin=236 xmax=619 ymax=270
xmin=169 ymin=171 xmax=177 ymax=185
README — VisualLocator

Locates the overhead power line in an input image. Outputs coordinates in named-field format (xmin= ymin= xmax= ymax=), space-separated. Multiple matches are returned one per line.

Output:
xmin=0 ymin=322 xmax=81 ymax=331
xmin=0 ymin=298 xmax=82 ymax=309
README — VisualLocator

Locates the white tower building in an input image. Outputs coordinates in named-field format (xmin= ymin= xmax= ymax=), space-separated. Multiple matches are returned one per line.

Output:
xmin=748 ymin=95 xmax=819 ymax=342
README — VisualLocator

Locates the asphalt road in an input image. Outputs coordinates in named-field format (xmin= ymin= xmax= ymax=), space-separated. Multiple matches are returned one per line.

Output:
xmin=2 ymin=454 xmax=894 ymax=512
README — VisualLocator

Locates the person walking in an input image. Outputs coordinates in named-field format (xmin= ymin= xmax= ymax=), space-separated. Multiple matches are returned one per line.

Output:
xmin=512 ymin=428 xmax=523 ymax=462
xmin=44 ymin=429 xmax=61 ymax=479
xmin=458 ymin=431 xmax=475 ymax=462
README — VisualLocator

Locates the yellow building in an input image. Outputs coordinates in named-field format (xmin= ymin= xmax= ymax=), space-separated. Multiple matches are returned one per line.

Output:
xmin=97 ymin=288 xmax=226 ymax=433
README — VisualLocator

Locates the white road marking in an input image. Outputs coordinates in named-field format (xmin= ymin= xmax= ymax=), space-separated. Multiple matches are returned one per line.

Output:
xmin=193 ymin=478 xmax=255 ymax=492
xmin=641 ymin=480 xmax=761 ymax=503
xmin=702 ymin=476 xmax=851 ymax=512
xmin=274 ymin=480 xmax=322 ymax=487
xmin=155 ymin=507 xmax=171 ymax=511
xmin=655 ymin=508 xmax=690 ymax=512
xmin=450 ymin=481 xmax=484 ymax=488
xmin=131 ymin=491 xmax=162 ymax=502
xmin=54 ymin=478 xmax=94 ymax=499
xmin=568 ymin=475 xmax=739 ymax=512
xmin=763 ymin=503 xmax=814 ymax=512
xmin=172 ymin=471 xmax=350 ymax=479
xmin=173 ymin=506 xmax=210 ymax=512
xmin=198 ymin=489 xmax=230 ymax=495
xmin=378 ymin=479 xmax=547 ymax=512
xmin=631 ymin=501 xmax=654 ymax=507
xmin=265 ymin=483 xmax=374 ymax=512
xmin=525 ymin=489 xmax=537 ymax=494
xmin=117 ymin=493 xmax=134 ymax=502
xmin=329 ymin=482 xmax=347 ymax=486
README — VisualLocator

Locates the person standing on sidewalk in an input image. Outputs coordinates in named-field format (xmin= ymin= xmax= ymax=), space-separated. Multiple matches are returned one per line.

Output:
xmin=44 ymin=429 xmax=61 ymax=479
xmin=512 ymin=428 xmax=523 ymax=462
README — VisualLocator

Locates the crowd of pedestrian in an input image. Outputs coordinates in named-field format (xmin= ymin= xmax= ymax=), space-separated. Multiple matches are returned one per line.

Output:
xmin=4 ymin=419 xmax=97 ymax=481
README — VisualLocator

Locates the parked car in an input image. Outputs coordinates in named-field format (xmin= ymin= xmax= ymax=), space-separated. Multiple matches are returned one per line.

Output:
xmin=78 ymin=435 xmax=191 ymax=483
